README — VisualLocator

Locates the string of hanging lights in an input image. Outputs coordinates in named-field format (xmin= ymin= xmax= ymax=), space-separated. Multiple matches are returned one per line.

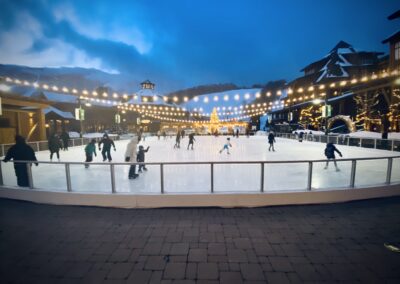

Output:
xmin=1 ymin=69 xmax=397 ymax=105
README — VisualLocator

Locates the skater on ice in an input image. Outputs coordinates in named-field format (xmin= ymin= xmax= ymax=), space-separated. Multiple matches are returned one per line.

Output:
xmin=187 ymin=133 xmax=195 ymax=150
xmin=48 ymin=133 xmax=62 ymax=161
xmin=219 ymin=137 xmax=232 ymax=154
xmin=298 ymin=131 xmax=304 ymax=142
xmin=137 ymin=145 xmax=150 ymax=172
xmin=3 ymin=135 xmax=38 ymax=187
xmin=324 ymin=143 xmax=343 ymax=171
xmin=174 ymin=132 xmax=181 ymax=149
xmin=84 ymin=139 xmax=97 ymax=168
xmin=268 ymin=131 xmax=276 ymax=152
xmin=60 ymin=130 xmax=70 ymax=151
xmin=125 ymin=137 xmax=139 ymax=179
xmin=98 ymin=133 xmax=116 ymax=162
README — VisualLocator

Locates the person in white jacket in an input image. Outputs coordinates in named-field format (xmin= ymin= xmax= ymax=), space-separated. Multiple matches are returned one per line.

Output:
xmin=125 ymin=137 xmax=139 ymax=179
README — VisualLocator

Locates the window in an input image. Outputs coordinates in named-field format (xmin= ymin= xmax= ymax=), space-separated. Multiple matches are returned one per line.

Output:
xmin=305 ymin=68 xmax=315 ymax=75
xmin=395 ymin=42 xmax=400 ymax=61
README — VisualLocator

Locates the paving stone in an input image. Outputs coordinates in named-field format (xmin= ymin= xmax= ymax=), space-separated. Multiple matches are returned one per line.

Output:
xmin=233 ymin=238 xmax=253 ymax=249
xmin=227 ymin=249 xmax=248 ymax=263
xmin=142 ymin=242 xmax=163 ymax=255
xmin=107 ymin=263 xmax=134 ymax=279
xmin=144 ymin=256 xmax=166 ymax=270
xmin=185 ymin=263 xmax=197 ymax=279
xmin=170 ymin=243 xmax=189 ymax=255
xmin=197 ymin=263 xmax=219 ymax=280
xmin=171 ymin=281 xmax=195 ymax=284
xmin=109 ymin=248 xmax=131 ymax=262
xmin=188 ymin=249 xmax=207 ymax=262
xmin=163 ymin=263 xmax=186 ymax=280
xmin=208 ymin=243 xmax=226 ymax=255
xmin=2 ymin=198 xmax=400 ymax=284
xmin=268 ymin=256 xmax=294 ymax=272
xmin=220 ymin=271 xmax=243 ymax=284
xmin=240 ymin=263 xmax=265 ymax=281
xmin=149 ymin=271 xmax=163 ymax=284
xmin=126 ymin=270 xmax=152 ymax=283
xmin=265 ymin=271 xmax=291 ymax=284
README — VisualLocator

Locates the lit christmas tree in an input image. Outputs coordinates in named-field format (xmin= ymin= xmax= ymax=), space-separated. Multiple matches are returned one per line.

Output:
xmin=210 ymin=108 xmax=220 ymax=133
xmin=210 ymin=107 xmax=220 ymax=124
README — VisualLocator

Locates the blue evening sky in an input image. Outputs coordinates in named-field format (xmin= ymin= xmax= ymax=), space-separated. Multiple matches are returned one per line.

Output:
xmin=0 ymin=0 xmax=398 ymax=92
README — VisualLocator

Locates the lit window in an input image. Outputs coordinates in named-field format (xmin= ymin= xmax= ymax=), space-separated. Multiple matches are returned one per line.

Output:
xmin=395 ymin=42 xmax=400 ymax=61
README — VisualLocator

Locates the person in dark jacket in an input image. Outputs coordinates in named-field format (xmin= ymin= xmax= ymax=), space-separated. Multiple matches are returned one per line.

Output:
xmin=84 ymin=139 xmax=97 ymax=168
xmin=187 ymin=133 xmax=195 ymax=150
xmin=60 ymin=130 xmax=70 ymax=151
xmin=298 ymin=131 xmax=304 ymax=142
xmin=98 ymin=134 xmax=116 ymax=162
xmin=3 ymin=135 xmax=38 ymax=187
xmin=324 ymin=143 xmax=343 ymax=171
xmin=137 ymin=145 xmax=150 ymax=172
xmin=174 ymin=132 xmax=181 ymax=149
xmin=48 ymin=133 xmax=62 ymax=161
xmin=268 ymin=132 xmax=276 ymax=152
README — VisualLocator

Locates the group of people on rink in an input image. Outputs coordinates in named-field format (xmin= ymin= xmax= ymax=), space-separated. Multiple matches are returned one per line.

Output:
xmin=2 ymin=131 xmax=345 ymax=187
xmin=124 ymin=136 xmax=149 ymax=179
xmin=173 ymin=131 xmax=195 ymax=150
xmin=266 ymin=131 xmax=343 ymax=170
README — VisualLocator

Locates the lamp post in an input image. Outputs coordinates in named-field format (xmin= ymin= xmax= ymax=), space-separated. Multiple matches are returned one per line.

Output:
xmin=76 ymin=98 xmax=90 ymax=138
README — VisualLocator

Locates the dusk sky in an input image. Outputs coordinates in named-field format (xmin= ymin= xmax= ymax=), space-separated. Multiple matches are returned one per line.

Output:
xmin=0 ymin=0 xmax=398 ymax=92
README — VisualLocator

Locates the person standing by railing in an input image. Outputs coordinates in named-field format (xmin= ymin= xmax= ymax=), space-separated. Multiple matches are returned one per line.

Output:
xmin=324 ymin=143 xmax=343 ymax=171
xmin=125 ymin=137 xmax=139 ymax=179
xmin=2 ymin=135 xmax=38 ymax=187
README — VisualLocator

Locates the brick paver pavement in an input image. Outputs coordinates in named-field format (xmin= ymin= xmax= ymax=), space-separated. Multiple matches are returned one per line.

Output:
xmin=1 ymin=197 xmax=400 ymax=283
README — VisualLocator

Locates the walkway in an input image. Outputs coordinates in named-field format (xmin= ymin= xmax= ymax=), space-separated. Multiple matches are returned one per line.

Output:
xmin=1 ymin=197 xmax=400 ymax=283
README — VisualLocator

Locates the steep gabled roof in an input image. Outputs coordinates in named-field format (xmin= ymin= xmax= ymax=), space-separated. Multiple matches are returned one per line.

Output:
xmin=382 ymin=31 xmax=400 ymax=44
xmin=388 ymin=10 xmax=400 ymax=20
xmin=299 ymin=41 xmax=383 ymax=84
xmin=329 ymin=40 xmax=356 ymax=54
xmin=43 ymin=106 xmax=75 ymax=119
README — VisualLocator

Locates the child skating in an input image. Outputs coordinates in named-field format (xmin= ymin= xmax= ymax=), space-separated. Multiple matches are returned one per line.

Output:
xmin=137 ymin=145 xmax=150 ymax=172
xmin=219 ymin=138 xmax=232 ymax=154
xmin=324 ymin=142 xmax=343 ymax=171
xmin=84 ymin=139 xmax=97 ymax=168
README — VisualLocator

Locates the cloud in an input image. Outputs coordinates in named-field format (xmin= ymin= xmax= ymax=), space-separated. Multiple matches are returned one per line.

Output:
xmin=52 ymin=2 xmax=152 ymax=54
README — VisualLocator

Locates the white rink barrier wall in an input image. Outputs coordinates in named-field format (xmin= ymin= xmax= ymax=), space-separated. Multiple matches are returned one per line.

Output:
xmin=0 ymin=156 xmax=400 ymax=208
xmin=274 ymin=132 xmax=400 ymax=152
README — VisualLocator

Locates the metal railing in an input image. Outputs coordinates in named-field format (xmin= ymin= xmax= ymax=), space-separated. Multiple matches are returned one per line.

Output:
xmin=274 ymin=132 xmax=400 ymax=152
xmin=0 ymin=155 xmax=399 ymax=194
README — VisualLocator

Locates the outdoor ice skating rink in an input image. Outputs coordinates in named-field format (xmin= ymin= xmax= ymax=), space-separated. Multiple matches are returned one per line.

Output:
xmin=2 ymin=135 xmax=399 ymax=193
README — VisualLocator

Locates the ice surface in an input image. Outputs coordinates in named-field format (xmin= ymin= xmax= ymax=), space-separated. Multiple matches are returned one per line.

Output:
xmin=1 ymin=136 xmax=399 ymax=194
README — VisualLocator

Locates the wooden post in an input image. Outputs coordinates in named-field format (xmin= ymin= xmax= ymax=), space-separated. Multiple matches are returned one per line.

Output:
xmin=36 ymin=108 xmax=47 ymax=141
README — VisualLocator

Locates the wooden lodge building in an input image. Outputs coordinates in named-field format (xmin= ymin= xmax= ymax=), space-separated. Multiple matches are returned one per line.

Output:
xmin=266 ymin=36 xmax=399 ymax=133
